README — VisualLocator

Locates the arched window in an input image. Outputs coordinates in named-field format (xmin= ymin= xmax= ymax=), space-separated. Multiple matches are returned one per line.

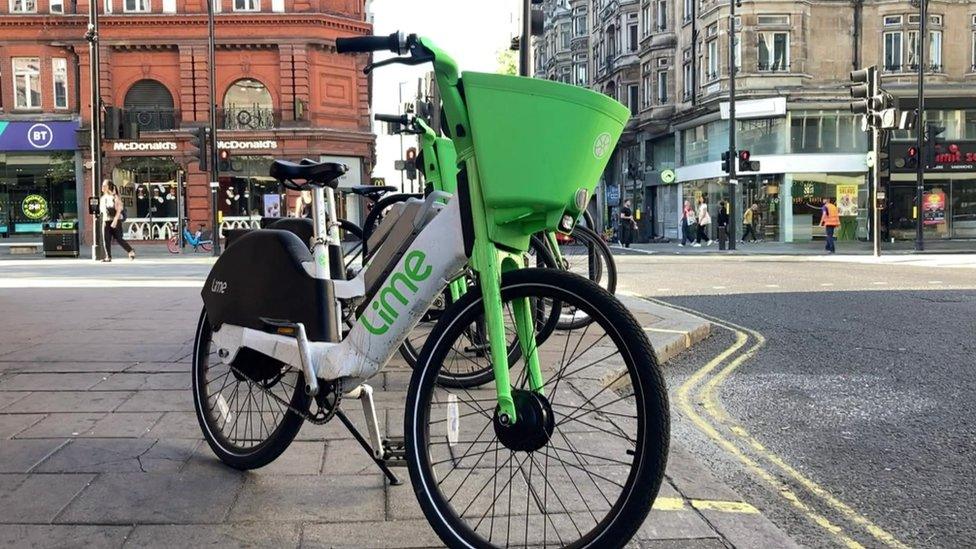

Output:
xmin=222 ymin=78 xmax=276 ymax=130
xmin=123 ymin=79 xmax=176 ymax=131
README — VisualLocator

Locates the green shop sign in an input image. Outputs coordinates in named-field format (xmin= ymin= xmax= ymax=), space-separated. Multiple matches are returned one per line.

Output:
xmin=22 ymin=194 xmax=49 ymax=220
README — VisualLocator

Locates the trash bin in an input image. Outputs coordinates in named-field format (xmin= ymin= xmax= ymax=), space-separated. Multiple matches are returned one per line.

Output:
xmin=42 ymin=220 xmax=80 ymax=257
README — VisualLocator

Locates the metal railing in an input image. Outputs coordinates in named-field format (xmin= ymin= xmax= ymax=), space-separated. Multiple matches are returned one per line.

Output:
xmin=124 ymin=107 xmax=180 ymax=132
xmin=757 ymin=62 xmax=790 ymax=72
xmin=218 ymin=106 xmax=280 ymax=130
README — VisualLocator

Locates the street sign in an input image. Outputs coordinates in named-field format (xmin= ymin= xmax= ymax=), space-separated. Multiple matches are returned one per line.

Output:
xmin=394 ymin=160 xmax=406 ymax=170
xmin=660 ymin=169 xmax=676 ymax=184
xmin=606 ymin=185 xmax=620 ymax=203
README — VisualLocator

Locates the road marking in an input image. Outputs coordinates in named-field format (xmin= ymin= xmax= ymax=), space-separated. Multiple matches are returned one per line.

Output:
xmin=872 ymin=281 xmax=887 ymax=285
xmin=764 ymin=284 xmax=780 ymax=288
xmin=644 ymin=327 xmax=690 ymax=335
xmin=656 ymin=288 xmax=672 ymax=292
xmin=821 ymin=283 xmax=835 ymax=287
xmin=691 ymin=499 xmax=760 ymax=514
xmin=652 ymin=497 xmax=686 ymax=511
xmin=650 ymin=297 xmax=910 ymax=549
xmin=711 ymin=286 xmax=727 ymax=290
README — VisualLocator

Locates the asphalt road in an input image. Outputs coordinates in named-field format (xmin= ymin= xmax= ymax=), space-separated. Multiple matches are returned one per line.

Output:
xmin=614 ymin=254 xmax=976 ymax=548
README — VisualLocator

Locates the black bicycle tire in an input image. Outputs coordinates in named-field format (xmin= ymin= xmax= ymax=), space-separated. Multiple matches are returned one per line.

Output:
xmin=191 ymin=309 xmax=309 ymax=470
xmin=361 ymin=192 xmax=423 ymax=256
xmin=404 ymin=268 xmax=670 ymax=548
xmin=555 ymin=225 xmax=618 ymax=330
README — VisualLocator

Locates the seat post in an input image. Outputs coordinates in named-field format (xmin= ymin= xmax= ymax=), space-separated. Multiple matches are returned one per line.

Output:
xmin=309 ymin=187 xmax=331 ymax=280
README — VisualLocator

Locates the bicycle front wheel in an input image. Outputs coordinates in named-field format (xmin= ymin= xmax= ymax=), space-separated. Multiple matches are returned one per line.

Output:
xmin=405 ymin=269 xmax=669 ymax=548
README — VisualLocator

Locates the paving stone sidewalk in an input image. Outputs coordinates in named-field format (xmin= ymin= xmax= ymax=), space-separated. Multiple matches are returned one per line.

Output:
xmin=0 ymin=286 xmax=796 ymax=548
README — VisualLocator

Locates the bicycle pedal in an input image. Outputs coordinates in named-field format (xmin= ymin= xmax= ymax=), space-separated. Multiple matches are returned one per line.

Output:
xmin=381 ymin=437 xmax=407 ymax=467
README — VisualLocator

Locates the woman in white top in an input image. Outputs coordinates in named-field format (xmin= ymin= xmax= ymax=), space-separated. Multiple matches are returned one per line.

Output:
xmin=99 ymin=179 xmax=135 ymax=262
xmin=694 ymin=196 xmax=713 ymax=247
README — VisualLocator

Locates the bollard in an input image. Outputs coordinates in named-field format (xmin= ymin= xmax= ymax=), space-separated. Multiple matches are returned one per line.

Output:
xmin=718 ymin=226 xmax=728 ymax=250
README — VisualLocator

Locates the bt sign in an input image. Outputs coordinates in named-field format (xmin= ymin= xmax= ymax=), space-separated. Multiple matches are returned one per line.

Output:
xmin=27 ymin=123 xmax=54 ymax=149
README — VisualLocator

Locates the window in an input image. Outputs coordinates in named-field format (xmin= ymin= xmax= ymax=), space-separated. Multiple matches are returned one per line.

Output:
xmin=642 ymin=67 xmax=652 ymax=107
xmin=641 ymin=4 xmax=650 ymax=37
xmin=657 ymin=57 xmax=668 ymax=67
xmin=234 ymin=0 xmax=258 ymax=11
xmin=104 ymin=0 xmax=112 ymax=13
xmin=124 ymin=0 xmax=149 ymax=12
xmin=574 ymin=61 xmax=587 ymax=86
xmin=907 ymin=30 xmax=919 ymax=68
xmin=561 ymin=25 xmax=572 ymax=50
xmin=884 ymin=15 xmax=903 ymax=27
xmin=733 ymin=34 xmax=741 ymax=70
xmin=162 ymin=0 xmax=175 ymax=12
xmin=972 ymin=32 xmax=976 ymax=71
xmin=628 ymin=84 xmax=639 ymax=115
xmin=629 ymin=23 xmax=639 ymax=51
xmin=930 ymin=15 xmax=942 ymax=26
xmin=884 ymin=31 xmax=903 ymax=71
xmin=706 ymin=22 xmax=718 ymax=37
xmin=758 ymin=31 xmax=789 ymax=71
xmin=657 ymin=0 xmax=667 ymax=30
xmin=706 ymin=40 xmax=719 ymax=80
xmin=223 ymin=78 xmax=275 ymax=129
xmin=930 ymin=30 xmax=942 ymax=70
xmin=49 ymin=0 xmax=63 ymax=13
xmin=53 ymin=58 xmax=68 ymax=109
xmin=908 ymin=14 xmax=920 ymax=24
xmin=9 ymin=0 xmax=36 ymax=12
xmin=682 ymin=63 xmax=692 ymax=98
xmin=13 ymin=58 xmax=41 ymax=109
xmin=657 ymin=70 xmax=668 ymax=104
xmin=574 ymin=10 xmax=587 ymax=36
xmin=757 ymin=14 xmax=790 ymax=26
xmin=683 ymin=0 xmax=692 ymax=23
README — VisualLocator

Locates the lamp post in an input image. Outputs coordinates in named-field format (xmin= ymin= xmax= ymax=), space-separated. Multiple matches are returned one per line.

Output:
xmin=519 ymin=0 xmax=533 ymax=77
xmin=85 ymin=0 xmax=103 ymax=261
xmin=727 ymin=0 xmax=739 ymax=250
xmin=206 ymin=0 xmax=221 ymax=255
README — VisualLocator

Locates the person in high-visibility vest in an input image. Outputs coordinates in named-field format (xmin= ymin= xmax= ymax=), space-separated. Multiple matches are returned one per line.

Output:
xmin=820 ymin=197 xmax=841 ymax=254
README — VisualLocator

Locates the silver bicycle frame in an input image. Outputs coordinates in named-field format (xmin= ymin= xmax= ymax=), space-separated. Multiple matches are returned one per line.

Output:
xmin=212 ymin=194 xmax=467 ymax=385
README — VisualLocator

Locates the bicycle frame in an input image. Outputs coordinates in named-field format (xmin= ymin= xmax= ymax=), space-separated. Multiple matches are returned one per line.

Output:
xmin=211 ymin=37 xmax=546 ymax=423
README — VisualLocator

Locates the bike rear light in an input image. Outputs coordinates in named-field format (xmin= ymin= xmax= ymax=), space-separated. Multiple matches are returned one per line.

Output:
xmin=575 ymin=188 xmax=589 ymax=211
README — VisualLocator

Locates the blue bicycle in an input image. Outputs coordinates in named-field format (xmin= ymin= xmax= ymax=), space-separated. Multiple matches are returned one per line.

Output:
xmin=168 ymin=220 xmax=213 ymax=253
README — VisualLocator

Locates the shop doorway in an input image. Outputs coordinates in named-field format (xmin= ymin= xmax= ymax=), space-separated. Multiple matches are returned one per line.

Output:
xmin=113 ymin=157 xmax=180 ymax=240
xmin=740 ymin=175 xmax=782 ymax=241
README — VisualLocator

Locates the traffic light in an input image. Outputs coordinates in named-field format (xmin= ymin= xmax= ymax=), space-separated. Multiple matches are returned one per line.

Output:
xmin=849 ymin=67 xmax=876 ymax=115
xmin=904 ymin=146 xmax=919 ymax=169
xmin=924 ymin=124 xmax=946 ymax=168
xmin=721 ymin=150 xmax=732 ymax=174
xmin=189 ymin=127 xmax=208 ymax=172
xmin=218 ymin=149 xmax=232 ymax=172
xmin=404 ymin=147 xmax=418 ymax=180
xmin=738 ymin=150 xmax=760 ymax=172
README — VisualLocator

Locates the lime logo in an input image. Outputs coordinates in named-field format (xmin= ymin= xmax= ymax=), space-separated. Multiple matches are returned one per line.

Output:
xmin=22 ymin=195 xmax=48 ymax=220
xmin=360 ymin=250 xmax=432 ymax=335
xmin=593 ymin=133 xmax=612 ymax=159
xmin=660 ymin=169 xmax=676 ymax=184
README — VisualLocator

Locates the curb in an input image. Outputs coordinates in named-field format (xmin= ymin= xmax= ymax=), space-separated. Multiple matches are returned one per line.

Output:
xmin=618 ymin=294 xmax=712 ymax=364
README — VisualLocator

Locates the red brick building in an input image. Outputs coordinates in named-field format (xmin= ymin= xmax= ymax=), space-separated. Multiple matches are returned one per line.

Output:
xmin=0 ymin=0 xmax=374 ymax=243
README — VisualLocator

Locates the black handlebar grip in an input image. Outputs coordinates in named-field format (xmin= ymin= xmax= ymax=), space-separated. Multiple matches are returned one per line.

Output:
xmin=374 ymin=113 xmax=409 ymax=124
xmin=335 ymin=32 xmax=402 ymax=54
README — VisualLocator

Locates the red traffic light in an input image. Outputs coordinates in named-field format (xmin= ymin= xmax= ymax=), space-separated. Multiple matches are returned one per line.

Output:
xmin=405 ymin=147 xmax=417 ymax=161
xmin=907 ymin=146 xmax=918 ymax=157
xmin=738 ymin=150 xmax=750 ymax=161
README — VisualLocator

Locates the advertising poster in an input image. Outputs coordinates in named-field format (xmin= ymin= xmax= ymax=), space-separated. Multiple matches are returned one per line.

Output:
xmin=922 ymin=190 xmax=946 ymax=226
xmin=836 ymin=185 xmax=858 ymax=216
xmin=263 ymin=194 xmax=281 ymax=218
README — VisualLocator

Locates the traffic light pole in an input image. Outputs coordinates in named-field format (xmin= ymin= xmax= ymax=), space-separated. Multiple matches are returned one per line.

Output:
xmin=207 ymin=0 xmax=221 ymax=255
xmin=727 ymin=0 xmax=738 ymax=250
xmin=519 ymin=0 xmax=532 ymax=77
xmin=85 ymin=0 xmax=103 ymax=261
xmin=914 ymin=0 xmax=926 ymax=252
xmin=871 ymin=117 xmax=881 ymax=257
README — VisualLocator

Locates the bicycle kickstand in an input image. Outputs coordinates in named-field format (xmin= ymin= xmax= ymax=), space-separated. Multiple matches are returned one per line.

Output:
xmin=337 ymin=384 xmax=404 ymax=486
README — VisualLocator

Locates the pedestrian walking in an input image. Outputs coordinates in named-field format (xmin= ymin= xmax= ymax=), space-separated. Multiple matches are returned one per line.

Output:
xmin=716 ymin=200 xmax=730 ymax=249
xmin=99 ymin=179 xmax=135 ymax=262
xmin=619 ymin=199 xmax=637 ymax=248
xmin=741 ymin=203 xmax=759 ymax=243
xmin=694 ymin=196 xmax=712 ymax=247
xmin=821 ymin=196 xmax=840 ymax=253
xmin=679 ymin=200 xmax=695 ymax=247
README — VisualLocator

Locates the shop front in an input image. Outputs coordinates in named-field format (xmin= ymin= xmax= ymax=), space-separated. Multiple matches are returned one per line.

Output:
xmin=111 ymin=151 xmax=181 ymax=241
xmin=888 ymin=138 xmax=976 ymax=242
xmin=0 ymin=120 xmax=80 ymax=236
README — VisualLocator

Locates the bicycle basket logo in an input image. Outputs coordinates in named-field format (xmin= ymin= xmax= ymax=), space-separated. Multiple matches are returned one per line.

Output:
xmin=593 ymin=132 xmax=612 ymax=159
xmin=22 ymin=194 xmax=48 ymax=220
xmin=360 ymin=250 xmax=432 ymax=335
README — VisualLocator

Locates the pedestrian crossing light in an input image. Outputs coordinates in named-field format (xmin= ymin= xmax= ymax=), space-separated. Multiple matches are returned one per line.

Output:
xmin=721 ymin=150 xmax=732 ymax=174
xmin=738 ymin=150 xmax=760 ymax=172
xmin=218 ymin=149 xmax=232 ymax=172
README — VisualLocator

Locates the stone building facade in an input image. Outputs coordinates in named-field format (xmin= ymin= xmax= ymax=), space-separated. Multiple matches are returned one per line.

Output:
xmin=0 ymin=0 xmax=374 ymax=244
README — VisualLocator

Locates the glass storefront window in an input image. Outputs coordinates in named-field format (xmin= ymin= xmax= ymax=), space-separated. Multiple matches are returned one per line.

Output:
xmin=790 ymin=111 xmax=868 ymax=153
xmin=681 ymin=117 xmax=788 ymax=165
xmin=887 ymin=178 xmax=976 ymax=240
xmin=112 ymin=156 xmax=180 ymax=240
xmin=680 ymin=178 xmax=728 ymax=241
xmin=891 ymin=110 xmax=976 ymax=141
xmin=217 ymin=156 xmax=281 ymax=234
xmin=788 ymin=173 xmax=867 ymax=241
xmin=0 ymin=152 xmax=76 ymax=234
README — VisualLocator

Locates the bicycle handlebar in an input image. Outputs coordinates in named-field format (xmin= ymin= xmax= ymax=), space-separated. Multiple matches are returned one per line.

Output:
xmin=335 ymin=31 xmax=407 ymax=55
xmin=374 ymin=113 xmax=410 ymax=125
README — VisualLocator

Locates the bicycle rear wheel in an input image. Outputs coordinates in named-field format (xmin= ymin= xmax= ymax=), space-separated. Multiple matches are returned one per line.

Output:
xmin=554 ymin=225 xmax=617 ymax=330
xmin=406 ymin=269 xmax=669 ymax=548
xmin=192 ymin=309 xmax=308 ymax=470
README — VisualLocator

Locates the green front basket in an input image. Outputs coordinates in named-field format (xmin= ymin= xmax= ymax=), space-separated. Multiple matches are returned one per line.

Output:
xmin=462 ymin=71 xmax=630 ymax=250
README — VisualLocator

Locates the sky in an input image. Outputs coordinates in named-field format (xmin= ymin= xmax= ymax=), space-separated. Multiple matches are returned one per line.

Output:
xmin=368 ymin=0 xmax=519 ymax=189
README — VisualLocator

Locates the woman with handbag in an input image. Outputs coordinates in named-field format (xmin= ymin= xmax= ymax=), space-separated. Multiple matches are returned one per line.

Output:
xmin=99 ymin=179 xmax=135 ymax=262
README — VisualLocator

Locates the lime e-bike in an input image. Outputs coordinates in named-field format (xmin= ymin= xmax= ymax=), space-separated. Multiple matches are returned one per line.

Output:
xmin=192 ymin=32 xmax=669 ymax=548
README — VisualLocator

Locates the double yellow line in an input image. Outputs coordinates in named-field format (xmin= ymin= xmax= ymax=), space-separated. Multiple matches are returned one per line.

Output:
xmin=648 ymin=298 xmax=910 ymax=549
